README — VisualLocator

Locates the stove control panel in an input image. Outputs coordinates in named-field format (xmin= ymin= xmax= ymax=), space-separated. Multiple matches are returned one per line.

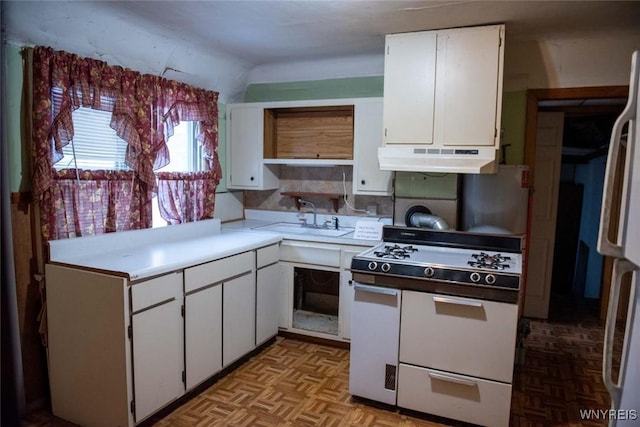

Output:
xmin=351 ymin=258 xmax=520 ymax=291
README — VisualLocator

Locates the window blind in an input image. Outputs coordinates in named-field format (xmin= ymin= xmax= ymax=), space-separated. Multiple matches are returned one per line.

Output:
xmin=52 ymin=88 xmax=130 ymax=171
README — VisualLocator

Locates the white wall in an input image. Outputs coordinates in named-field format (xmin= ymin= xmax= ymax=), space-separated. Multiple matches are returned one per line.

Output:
xmin=249 ymin=31 xmax=640 ymax=92
xmin=503 ymin=31 xmax=640 ymax=91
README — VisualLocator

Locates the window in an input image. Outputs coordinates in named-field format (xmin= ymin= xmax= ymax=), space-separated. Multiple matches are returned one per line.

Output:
xmin=156 ymin=121 xmax=202 ymax=173
xmin=53 ymin=106 xmax=131 ymax=171
xmin=152 ymin=121 xmax=201 ymax=227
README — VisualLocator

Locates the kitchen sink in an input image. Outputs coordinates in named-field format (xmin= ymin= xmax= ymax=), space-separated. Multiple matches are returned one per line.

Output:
xmin=253 ymin=222 xmax=354 ymax=237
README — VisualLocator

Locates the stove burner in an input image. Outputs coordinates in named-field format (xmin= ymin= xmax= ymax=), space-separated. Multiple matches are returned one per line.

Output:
xmin=373 ymin=244 xmax=418 ymax=259
xmin=468 ymin=252 xmax=511 ymax=270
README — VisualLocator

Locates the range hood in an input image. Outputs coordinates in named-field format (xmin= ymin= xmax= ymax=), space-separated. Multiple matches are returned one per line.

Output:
xmin=378 ymin=145 xmax=498 ymax=174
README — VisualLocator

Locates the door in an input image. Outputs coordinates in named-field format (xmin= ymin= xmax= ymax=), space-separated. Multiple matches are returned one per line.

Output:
xmin=383 ymin=31 xmax=437 ymax=145
xmin=256 ymin=263 xmax=281 ymax=345
xmin=339 ymin=248 xmax=362 ymax=340
xmin=228 ymin=106 xmax=263 ymax=188
xmin=524 ymin=112 xmax=564 ymax=318
xmin=131 ymin=297 xmax=184 ymax=421
xmin=223 ymin=271 xmax=256 ymax=366
xmin=353 ymin=98 xmax=392 ymax=195
xmin=434 ymin=25 xmax=503 ymax=147
xmin=185 ymin=284 xmax=222 ymax=390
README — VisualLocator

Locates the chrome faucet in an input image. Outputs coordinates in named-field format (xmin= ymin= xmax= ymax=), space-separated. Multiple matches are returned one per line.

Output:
xmin=298 ymin=198 xmax=318 ymax=228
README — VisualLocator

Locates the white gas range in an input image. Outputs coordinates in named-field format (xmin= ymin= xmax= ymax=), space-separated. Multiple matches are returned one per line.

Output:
xmin=349 ymin=226 xmax=523 ymax=426
xmin=350 ymin=226 xmax=523 ymax=304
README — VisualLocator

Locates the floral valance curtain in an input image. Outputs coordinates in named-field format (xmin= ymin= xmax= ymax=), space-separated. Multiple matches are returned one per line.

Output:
xmin=43 ymin=169 xmax=144 ymax=240
xmin=30 ymin=46 xmax=221 ymax=241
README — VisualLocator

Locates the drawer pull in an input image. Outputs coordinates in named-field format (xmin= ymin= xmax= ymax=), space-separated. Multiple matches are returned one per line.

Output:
xmin=428 ymin=371 xmax=478 ymax=387
xmin=433 ymin=295 xmax=483 ymax=308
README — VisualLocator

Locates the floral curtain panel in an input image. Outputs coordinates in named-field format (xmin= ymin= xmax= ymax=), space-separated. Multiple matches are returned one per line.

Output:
xmin=30 ymin=46 xmax=221 ymax=241
xmin=156 ymin=171 xmax=218 ymax=225
xmin=42 ymin=169 xmax=144 ymax=240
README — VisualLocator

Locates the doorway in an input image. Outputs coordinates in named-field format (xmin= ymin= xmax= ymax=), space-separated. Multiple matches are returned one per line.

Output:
xmin=523 ymin=86 xmax=628 ymax=320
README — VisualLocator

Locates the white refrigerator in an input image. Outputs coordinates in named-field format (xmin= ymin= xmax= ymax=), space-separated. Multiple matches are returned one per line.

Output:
xmin=597 ymin=49 xmax=640 ymax=427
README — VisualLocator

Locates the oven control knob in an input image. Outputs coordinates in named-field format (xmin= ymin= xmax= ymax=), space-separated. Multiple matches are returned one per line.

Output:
xmin=368 ymin=261 xmax=378 ymax=271
xmin=485 ymin=274 xmax=496 ymax=285
xmin=381 ymin=263 xmax=391 ymax=273
xmin=470 ymin=272 xmax=481 ymax=283
xmin=424 ymin=267 xmax=435 ymax=278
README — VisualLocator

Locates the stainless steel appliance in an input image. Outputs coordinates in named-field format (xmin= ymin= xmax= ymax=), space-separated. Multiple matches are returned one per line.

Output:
xmin=349 ymin=225 xmax=523 ymax=409
xmin=597 ymin=50 xmax=640 ymax=427
xmin=462 ymin=164 xmax=530 ymax=234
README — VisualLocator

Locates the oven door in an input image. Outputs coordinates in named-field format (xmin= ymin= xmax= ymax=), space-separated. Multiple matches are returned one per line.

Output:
xmin=349 ymin=283 xmax=401 ymax=405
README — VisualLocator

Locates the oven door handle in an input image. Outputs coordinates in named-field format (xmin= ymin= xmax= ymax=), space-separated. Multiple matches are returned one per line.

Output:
xmin=353 ymin=283 xmax=399 ymax=296
xmin=432 ymin=295 xmax=483 ymax=308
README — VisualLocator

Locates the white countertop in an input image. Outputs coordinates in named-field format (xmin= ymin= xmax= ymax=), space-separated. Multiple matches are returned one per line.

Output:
xmin=48 ymin=219 xmax=281 ymax=281
xmin=48 ymin=211 xmax=387 ymax=281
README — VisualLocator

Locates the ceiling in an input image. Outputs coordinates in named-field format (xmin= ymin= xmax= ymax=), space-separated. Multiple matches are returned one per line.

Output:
xmin=3 ymin=1 xmax=640 ymax=101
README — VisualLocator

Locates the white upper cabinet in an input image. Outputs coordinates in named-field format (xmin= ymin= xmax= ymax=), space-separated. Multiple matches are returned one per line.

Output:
xmin=226 ymin=104 xmax=279 ymax=190
xmin=434 ymin=25 xmax=504 ymax=147
xmin=383 ymin=31 xmax=437 ymax=146
xmin=353 ymin=98 xmax=392 ymax=195
xmin=383 ymin=24 xmax=504 ymax=148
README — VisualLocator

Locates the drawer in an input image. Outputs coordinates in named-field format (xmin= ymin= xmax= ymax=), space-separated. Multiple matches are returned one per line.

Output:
xmin=280 ymin=241 xmax=340 ymax=267
xmin=397 ymin=363 xmax=511 ymax=427
xmin=185 ymin=251 xmax=255 ymax=293
xmin=400 ymin=291 xmax=518 ymax=383
xmin=131 ymin=272 xmax=182 ymax=313
xmin=257 ymin=244 xmax=279 ymax=268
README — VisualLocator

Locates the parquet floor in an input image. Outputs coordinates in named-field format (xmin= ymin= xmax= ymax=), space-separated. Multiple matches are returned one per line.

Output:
xmin=20 ymin=296 xmax=621 ymax=427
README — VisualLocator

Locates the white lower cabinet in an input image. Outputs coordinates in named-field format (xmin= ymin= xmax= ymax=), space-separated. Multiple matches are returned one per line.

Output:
xmin=223 ymin=271 xmax=257 ymax=366
xmin=130 ymin=272 xmax=184 ymax=423
xmin=184 ymin=283 xmax=222 ymax=390
xmin=339 ymin=247 xmax=362 ymax=340
xmin=46 ymin=246 xmax=268 ymax=426
xmin=397 ymin=364 xmax=512 ymax=427
xmin=256 ymin=244 xmax=281 ymax=345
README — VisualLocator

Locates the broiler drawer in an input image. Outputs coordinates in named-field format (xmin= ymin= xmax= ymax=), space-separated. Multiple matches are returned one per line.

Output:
xmin=397 ymin=363 xmax=511 ymax=427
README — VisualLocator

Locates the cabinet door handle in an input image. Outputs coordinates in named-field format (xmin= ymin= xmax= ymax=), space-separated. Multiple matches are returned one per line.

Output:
xmin=433 ymin=295 xmax=483 ymax=308
xmin=428 ymin=371 xmax=477 ymax=387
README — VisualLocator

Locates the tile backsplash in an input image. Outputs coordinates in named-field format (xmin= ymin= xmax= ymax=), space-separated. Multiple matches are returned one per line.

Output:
xmin=243 ymin=166 xmax=392 ymax=216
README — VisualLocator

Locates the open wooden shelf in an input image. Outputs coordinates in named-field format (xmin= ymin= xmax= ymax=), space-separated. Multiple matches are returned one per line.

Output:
xmin=281 ymin=191 xmax=346 ymax=213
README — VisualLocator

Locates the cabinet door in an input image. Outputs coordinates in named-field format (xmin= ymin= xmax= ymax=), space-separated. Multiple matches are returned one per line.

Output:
xmin=223 ymin=271 xmax=256 ymax=366
xmin=228 ymin=106 xmax=262 ymax=188
xmin=339 ymin=248 xmax=362 ymax=340
xmin=185 ymin=284 xmax=222 ymax=390
xmin=132 ymin=297 xmax=183 ymax=422
xmin=279 ymin=263 xmax=294 ymax=330
xmin=353 ymin=98 xmax=392 ymax=195
xmin=383 ymin=31 xmax=437 ymax=145
xmin=434 ymin=25 xmax=504 ymax=147
xmin=256 ymin=263 xmax=281 ymax=345
xmin=227 ymin=105 xmax=278 ymax=189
